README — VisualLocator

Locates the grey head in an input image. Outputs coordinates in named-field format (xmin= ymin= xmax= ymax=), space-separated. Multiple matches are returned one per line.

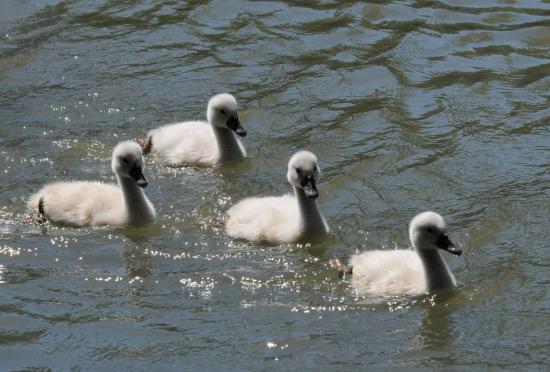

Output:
xmin=409 ymin=211 xmax=462 ymax=256
xmin=112 ymin=141 xmax=148 ymax=188
xmin=287 ymin=150 xmax=321 ymax=199
xmin=206 ymin=93 xmax=246 ymax=137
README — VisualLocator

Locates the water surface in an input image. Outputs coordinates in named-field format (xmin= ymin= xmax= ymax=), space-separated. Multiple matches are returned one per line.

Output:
xmin=1 ymin=0 xmax=549 ymax=369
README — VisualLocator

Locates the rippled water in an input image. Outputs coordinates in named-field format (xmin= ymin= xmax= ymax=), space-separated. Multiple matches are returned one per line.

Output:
xmin=1 ymin=0 xmax=549 ymax=369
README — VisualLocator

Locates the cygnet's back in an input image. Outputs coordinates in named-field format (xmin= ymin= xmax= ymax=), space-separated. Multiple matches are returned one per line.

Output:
xmin=226 ymin=194 xmax=300 ymax=243
xmin=350 ymin=250 xmax=426 ymax=296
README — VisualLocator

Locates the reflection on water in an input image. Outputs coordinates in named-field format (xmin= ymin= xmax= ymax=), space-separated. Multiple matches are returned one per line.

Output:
xmin=122 ymin=243 xmax=153 ymax=279
xmin=420 ymin=294 xmax=457 ymax=351
xmin=1 ymin=0 xmax=549 ymax=369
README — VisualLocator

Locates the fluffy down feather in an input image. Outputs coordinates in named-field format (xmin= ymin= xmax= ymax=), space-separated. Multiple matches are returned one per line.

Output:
xmin=349 ymin=250 xmax=426 ymax=296
xmin=28 ymin=181 xmax=128 ymax=226
xmin=146 ymin=121 xmax=244 ymax=166
xmin=225 ymin=194 xmax=302 ymax=244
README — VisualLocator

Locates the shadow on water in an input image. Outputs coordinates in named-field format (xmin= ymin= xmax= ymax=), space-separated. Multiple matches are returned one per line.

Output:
xmin=419 ymin=291 xmax=460 ymax=351
xmin=2 ymin=0 xmax=549 ymax=369
xmin=216 ymin=156 xmax=255 ymax=178
xmin=117 ymin=223 xmax=164 ymax=278
xmin=121 ymin=243 xmax=153 ymax=278
xmin=117 ymin=222 xmax=164 ymax=245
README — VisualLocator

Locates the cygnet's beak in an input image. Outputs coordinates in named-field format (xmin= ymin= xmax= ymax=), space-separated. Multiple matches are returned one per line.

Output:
xmin=226 ymin=114 xmax=247 ymax=137
xmin=436 ymin=233 xmax=461 ymax=256
xmin=129 ymin=165 xmax=148 ymax=188
xmin=302 ymin=176 xmax=319 ymax=199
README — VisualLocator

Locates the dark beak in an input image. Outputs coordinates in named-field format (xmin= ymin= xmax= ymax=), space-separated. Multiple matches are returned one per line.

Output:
xmin=226 ymin=114 xmax=247 ymax=137
xmin=302 ymin=176 xmax=319 ymax=199
xmin=436 ymin=234 xmax=461 ymax=256
xmin=129 ymin=165 xmax=148 ymax=188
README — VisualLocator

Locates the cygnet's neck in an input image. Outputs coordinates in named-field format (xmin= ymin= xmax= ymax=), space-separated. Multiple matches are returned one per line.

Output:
xmin=293 ymin=186 xmax=327 ymax=239
xmin=211 ymin=125 xmax=244 ymax=162
xmin=117 ymin=176 xmax=155 ymax=225
xmin=415 ymin=247 xmax=457 ymax=291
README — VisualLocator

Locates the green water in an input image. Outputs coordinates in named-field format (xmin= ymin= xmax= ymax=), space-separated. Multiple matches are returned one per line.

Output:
xmin=1 ymin=0 xmax=549 ymax=369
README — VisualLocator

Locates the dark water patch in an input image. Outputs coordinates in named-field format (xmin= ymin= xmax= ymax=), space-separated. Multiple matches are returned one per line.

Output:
xmin=1 ymin=0 xmax=549 ymax=369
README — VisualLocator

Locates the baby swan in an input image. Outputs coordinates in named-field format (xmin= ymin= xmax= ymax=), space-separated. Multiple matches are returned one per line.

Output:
xmin=343 ymin=212 xmax=461 ymax=297
xmin=226 ymin=151 xmax=329 ymax=244
xmin=140 ymin=93 xmax=247 ymax=166
xmin=28 ymin=141 xmax=156 ymax=227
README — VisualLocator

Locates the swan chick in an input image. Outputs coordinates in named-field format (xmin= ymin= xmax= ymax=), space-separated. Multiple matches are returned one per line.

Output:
xmin=140 ymin=93 xmax=247 ymax=166
xmin=226 ymin=150 xmax=329 ymax=244
xmin=28 ymin=141 xmax=156 ymax=227
xmin=345 ymin=211 xmax=461 ymax=296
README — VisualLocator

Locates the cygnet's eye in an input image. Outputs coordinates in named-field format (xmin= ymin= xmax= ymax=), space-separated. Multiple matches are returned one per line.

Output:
xmin=295 ymin=167 xmax=301 ymax=175
xmin=220 ymin=109 xmax=226 ymax=115
xmin=426 ymin=227 xmax=435 ymax=234
xmin=313 ymin=165 xmax=317 ymax=172
xmin=121 ymin=157 xmax=130 ymax=164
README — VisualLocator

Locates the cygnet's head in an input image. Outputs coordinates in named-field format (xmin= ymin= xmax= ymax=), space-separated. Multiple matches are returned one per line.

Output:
xmin=409 ymin=211 xmax=461 ymax=256
xmin=287 ymin=150 xmax=321 ymax=199
xmin=111 ymin=141 xmax=148 ymax=188
xmin=206 ymin=93 xmax=246 ymax=137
